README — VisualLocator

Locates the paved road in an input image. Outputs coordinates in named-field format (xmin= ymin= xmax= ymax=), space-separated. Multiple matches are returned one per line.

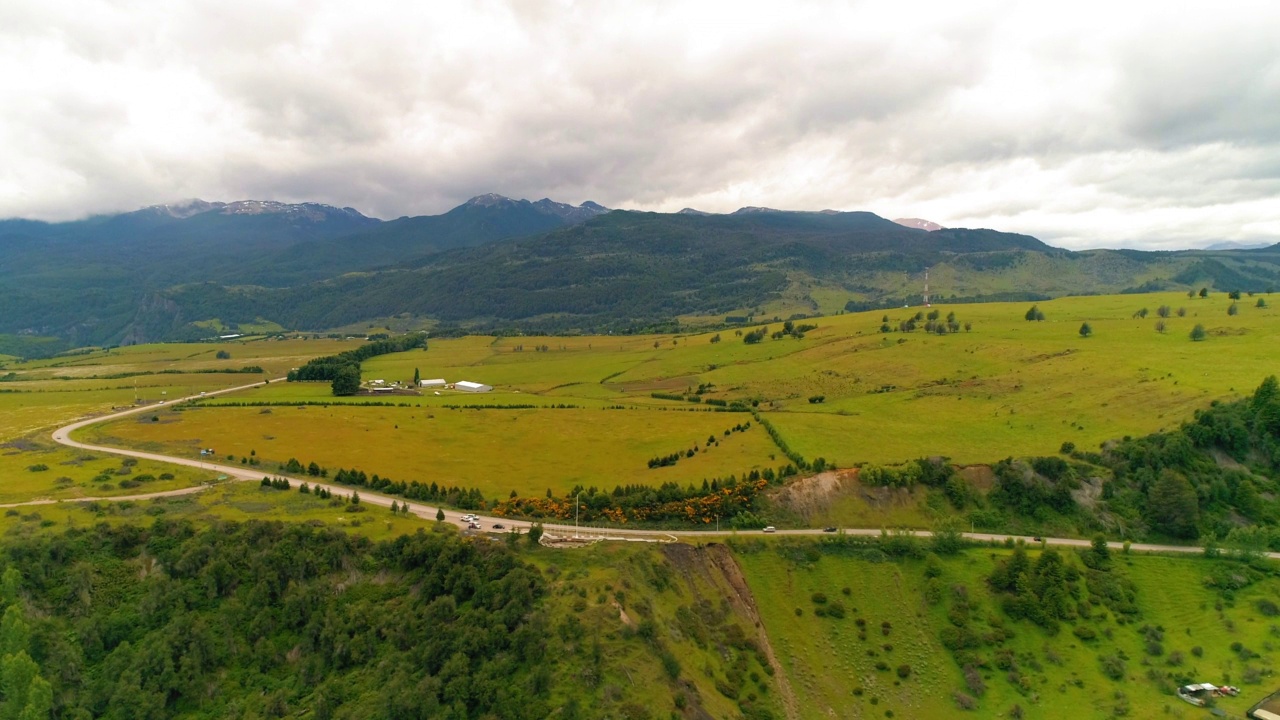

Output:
xmin=47 ymin=382 xmax=1280 ymax=558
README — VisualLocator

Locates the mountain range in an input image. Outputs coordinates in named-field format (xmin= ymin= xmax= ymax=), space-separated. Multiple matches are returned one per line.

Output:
xmin=1 ymin=195 xmax=1278 ymax=354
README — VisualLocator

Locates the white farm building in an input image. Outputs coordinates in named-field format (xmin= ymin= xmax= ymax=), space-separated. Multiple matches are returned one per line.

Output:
xmin=418 ymin=378 xmax=447 ymax=388
xmin=454 ymin=380 xmax=493 ymax=393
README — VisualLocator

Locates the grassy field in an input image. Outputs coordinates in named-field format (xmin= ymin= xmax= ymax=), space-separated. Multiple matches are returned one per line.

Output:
xmin=734 ymin=539 xmax=1280 ymax=719
xmin=0 ymin=337 xmax=355 ymax=440
xmin=0 ymin=437 xmax=213 ymax=504
xmin=81 ymin=404 xmax=781 ymax=498
xmin=359 ymin=291 xmax=1278 ymax=468
xmin=50 ymin=291 xmax=1277 ymax=514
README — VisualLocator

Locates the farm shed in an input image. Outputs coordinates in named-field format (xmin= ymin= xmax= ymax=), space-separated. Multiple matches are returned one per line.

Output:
xmin=455 ymin=380 xmax=493 ymax=393
xmin=1251 ymin=687 xmax=1280 ymax=720
xmin=419 ymin=378 xmax=447 ymax=387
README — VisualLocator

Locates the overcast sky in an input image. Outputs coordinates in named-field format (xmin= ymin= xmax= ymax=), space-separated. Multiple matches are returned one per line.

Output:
xmin=2 ymin=0 xmax=1278 ymax=249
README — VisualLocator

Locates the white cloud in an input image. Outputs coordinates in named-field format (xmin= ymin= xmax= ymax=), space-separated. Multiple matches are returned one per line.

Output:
xmin=1 ymin=0 xmax=1278 ymax=249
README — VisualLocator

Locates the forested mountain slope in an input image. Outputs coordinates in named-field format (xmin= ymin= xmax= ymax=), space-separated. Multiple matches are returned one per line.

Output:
xmin=3 ymin=197 xmax=1279 ymax=350
xmin=0 ymin=195 xmax=605 ymax=347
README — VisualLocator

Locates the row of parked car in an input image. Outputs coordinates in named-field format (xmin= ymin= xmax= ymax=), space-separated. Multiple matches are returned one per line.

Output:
xmin=460 ymin=514 xmax=504 ymax=531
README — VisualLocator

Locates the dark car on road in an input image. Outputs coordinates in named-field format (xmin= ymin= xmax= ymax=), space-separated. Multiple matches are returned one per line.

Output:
xmin=823 ymin=527 xmax=838 ymax=533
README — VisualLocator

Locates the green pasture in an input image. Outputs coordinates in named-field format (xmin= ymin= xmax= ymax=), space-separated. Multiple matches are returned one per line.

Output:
xmin=734 ymin=541 xmax=1280 ymax=719
xmin=82 ymin=405 xmax=781 ymax=498
xmin=362 ymin=291 xmax=1278 ymax=468
xmin=0 ymin=338 xmax=357 ymax=440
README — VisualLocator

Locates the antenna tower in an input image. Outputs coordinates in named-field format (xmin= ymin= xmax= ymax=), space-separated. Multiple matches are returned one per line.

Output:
xmin=923 ymin=268 xmax=931 ymax=308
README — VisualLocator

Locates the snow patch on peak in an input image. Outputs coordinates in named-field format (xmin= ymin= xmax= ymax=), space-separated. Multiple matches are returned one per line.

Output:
xmin=465 ymin=193 xmax=516 ymax=208
xmin=893 ymin=218 xmax=945 ymax=232
xmin=145 ymin=199 xmax=223 ymax=219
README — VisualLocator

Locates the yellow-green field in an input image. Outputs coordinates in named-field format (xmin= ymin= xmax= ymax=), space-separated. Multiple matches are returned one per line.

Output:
xmin=0 ymin=337 xmax=354 ymax=439
xmin=0 ymin=439 xmax=213 ymax=504
xmin=355 ymin=291 xmax=1278 ymax=468
xmin=82 ymin=405 xmax=780 ymax=498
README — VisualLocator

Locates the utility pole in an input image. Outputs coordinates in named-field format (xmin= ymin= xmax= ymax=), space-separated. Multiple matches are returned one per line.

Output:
xmin=575 ymin=492 xmax=581 ymax=538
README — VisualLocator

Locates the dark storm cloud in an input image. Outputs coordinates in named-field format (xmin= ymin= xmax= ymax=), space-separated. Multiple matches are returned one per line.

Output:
xmin=1 ymin=0 xmax=1278 ymax=249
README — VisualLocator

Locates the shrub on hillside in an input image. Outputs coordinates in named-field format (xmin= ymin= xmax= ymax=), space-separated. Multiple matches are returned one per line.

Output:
xmin=953 ymin=690 xmax=978 ymax=710
xmin=1098 ymin=653 xmax=1126 ymax=681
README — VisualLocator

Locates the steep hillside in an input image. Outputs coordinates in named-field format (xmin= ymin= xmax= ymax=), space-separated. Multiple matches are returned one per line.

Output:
xmin=734 ymin=536 xmax=1280 ymax=719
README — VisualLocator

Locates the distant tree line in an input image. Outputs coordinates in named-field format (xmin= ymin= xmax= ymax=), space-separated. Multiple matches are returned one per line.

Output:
xmin=753 ymin=413 xmax=829 ymax=473
xmin=647 ymin=423 xmax=752 ymax=469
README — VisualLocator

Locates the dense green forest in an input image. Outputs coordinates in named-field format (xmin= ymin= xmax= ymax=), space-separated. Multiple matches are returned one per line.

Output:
xmin=4 ymin=519 xmax=553 ymax=719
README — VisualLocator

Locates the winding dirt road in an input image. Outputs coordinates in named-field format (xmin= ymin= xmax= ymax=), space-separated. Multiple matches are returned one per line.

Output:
xmin=43 ymin=381 xmax=1280 ymax=558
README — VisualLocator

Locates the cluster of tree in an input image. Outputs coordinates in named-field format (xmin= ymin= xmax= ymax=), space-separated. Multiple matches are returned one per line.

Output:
xmin=646 ymin=423 xmax=753 ymax=469
xmin=1024 ymin=305 xmax=1046 ymax=321
xmin=1091 ymin=375 xmax=1280 ymax=540
xmin=298 ymin=482 xmax=335 ymax=499
xmin=881 ymin=308 xmax=970 ymax=334
xmin=260 ymin=475 xmax=292 ymax=490
xmin=0 ymin=519 xmax=551 ymax=719
xmin=285 ymin=334 xmax=426 ymax=395
xmin=988 ymin=457 xmax=1079 ymax=517
xmin=769 ymin=320 xmax=816 ymax=340
xmin=650 ymin=391 xmax=751 ymax=410
xmin=495 ymin=471 xmax=789 ymax=526
xmin=860 ymin=458 xmax=974 ymax=509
